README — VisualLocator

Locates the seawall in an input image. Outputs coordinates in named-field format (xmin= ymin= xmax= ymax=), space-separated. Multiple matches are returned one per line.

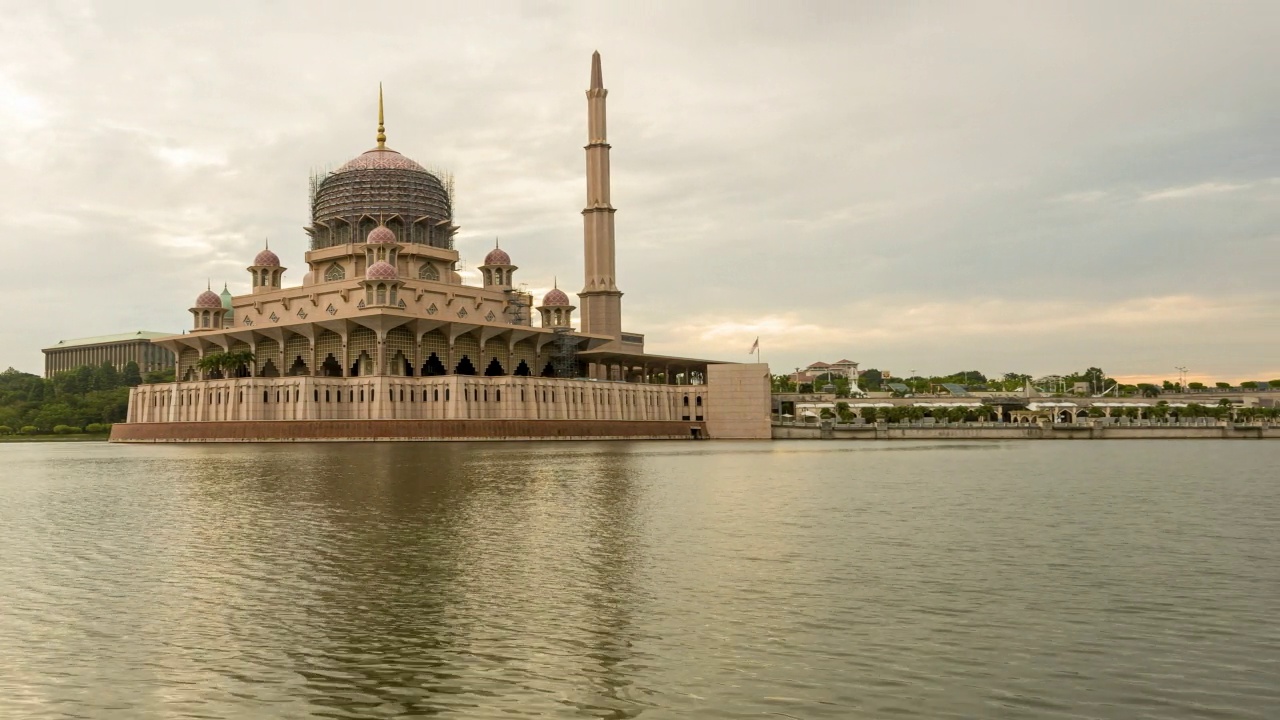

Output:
xmin=111 ymin=419 xmax=707 ymax=443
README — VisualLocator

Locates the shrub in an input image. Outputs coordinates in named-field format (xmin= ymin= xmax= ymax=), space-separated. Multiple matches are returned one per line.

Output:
xmin=0 ymin=425 xmax=12 ymax=435
xmin=19 ymin=426 xmax=39 ymax=435
xmin=52 ymin=425 xmax=82 ymax=434
xmin=84 ymin=423 xmax=111 ymax=434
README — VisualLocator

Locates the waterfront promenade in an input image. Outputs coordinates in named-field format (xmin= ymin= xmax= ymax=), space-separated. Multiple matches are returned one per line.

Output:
xmin=774 ymin=419 xmax=1280 ymax=440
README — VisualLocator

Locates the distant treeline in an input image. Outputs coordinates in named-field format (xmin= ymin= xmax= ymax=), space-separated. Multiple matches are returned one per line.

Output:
xmin=0 ymin=363 xmax=172 ymax=434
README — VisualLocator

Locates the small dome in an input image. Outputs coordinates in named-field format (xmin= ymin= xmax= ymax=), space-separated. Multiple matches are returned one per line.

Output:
xmin=366 ymin=261 xmax=398 ymax=280
xmin=542 ymin=288 xmax=571 ymax=306
xmin=484 ymin=247 xmax=511 ymax=266
xmin=367 ymin=226 xmax=397 ymax=244
xmin=449 ymin=270 xmax=462 ymax=284
xmin=253 ymin=248 xmax=280 ymax=267
xmin=195 ymin=290 xmax=222 ymax=309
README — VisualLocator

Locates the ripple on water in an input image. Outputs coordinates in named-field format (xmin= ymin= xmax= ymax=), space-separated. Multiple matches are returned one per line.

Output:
xmin=0 ymin=440 xmax=1278 ymax=718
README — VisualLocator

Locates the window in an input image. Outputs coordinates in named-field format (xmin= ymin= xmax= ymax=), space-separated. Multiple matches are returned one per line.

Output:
xmin=324 ymin=263 xmax=346 ymax=282
xmin=419 ymin=263 xmax=439 ymax=281
xmin=376 ymin=285 xmax=387 ymax=305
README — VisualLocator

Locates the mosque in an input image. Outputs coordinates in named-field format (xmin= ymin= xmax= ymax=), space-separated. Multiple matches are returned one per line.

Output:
xmin=113 ymin=53 xmax=770 ymax=442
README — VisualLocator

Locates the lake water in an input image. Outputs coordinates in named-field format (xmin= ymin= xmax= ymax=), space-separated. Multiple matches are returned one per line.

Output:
xmin=1 ymin=440 xmax=1277 ymax=719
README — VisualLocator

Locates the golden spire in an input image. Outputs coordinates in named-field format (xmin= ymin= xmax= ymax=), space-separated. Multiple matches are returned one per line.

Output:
xmin=376 ymin=82 xmax=386 ymax=148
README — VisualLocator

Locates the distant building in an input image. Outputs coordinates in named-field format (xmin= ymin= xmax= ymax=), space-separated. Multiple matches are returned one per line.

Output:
xmin=43 ymin=332 xmax=176 ymax=378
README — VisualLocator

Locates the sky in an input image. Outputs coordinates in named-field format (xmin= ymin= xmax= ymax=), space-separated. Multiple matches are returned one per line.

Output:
xmin=1 ymin=1 xmax=1277 ymax=383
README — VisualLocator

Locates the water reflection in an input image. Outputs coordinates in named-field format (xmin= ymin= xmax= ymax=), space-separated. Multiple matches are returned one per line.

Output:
xmin=1 ymin=441 xmax=1279 ymax=719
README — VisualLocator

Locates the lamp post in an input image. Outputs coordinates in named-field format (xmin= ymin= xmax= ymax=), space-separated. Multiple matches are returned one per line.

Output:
xmin=1175 ymin=366 xmax=1187 ymax=394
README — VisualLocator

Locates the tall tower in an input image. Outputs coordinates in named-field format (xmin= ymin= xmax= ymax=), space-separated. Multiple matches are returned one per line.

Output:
xmin=579 ymin=51 xmax=623 ymax=339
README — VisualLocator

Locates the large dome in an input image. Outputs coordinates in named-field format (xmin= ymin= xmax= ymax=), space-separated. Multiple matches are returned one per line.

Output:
xmin=309 ymin=144 xmax=452 ymax=251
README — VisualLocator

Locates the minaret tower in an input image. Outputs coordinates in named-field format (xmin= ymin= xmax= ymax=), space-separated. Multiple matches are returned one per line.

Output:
xmin=578 ymin=51 xmax=623 ymax=339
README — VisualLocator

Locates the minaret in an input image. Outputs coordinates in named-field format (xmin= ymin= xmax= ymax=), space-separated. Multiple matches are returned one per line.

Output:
xmin=578 ymin=51 xmax=623 ymax=339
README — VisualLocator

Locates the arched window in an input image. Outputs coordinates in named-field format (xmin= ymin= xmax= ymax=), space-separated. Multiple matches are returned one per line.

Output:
xmin=324 ymin=264 xmax=345 ymax=282
xmin=376 ymin=285 xmax=387 ymax=305
xmin=259 ymin=270 xmax=268 ymax=286
xmin=389 ymin=288 xmax=398 ymax=305
xmin=419 ymin=263 xmax=439 ymax=281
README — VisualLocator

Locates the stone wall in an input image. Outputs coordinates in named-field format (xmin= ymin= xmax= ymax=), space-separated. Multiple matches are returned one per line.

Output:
xmin=111 ymin=419 xmax=706 ymax=443
xmin=706 ymin=364 xmax=771 ymax=439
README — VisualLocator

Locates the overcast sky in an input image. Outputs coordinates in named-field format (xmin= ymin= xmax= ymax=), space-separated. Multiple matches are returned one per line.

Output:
xmin=2 ymin=1 xmax=1277 ymax=382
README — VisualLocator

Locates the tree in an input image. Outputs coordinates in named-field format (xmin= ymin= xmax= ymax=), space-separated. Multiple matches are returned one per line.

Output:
xmin=144 ymin=368 xmax=175 ymax=384
xmin=1241 ymin=381 xmax=1258 ymax=390
xmin=860 ymin=368 xmax=883 ymax=391
xmin=1215 ymin=382 xmax=1231 ymax=390
xmin=93 ymin=362 xmax=120 ymax=390
xmin=835 ymin=401 xmax=854 ymax=423
xmin=121 ymin=361 xmax=143 ymax=387
xmin=860 ymin=406 xmax=878 ymax=422
xmin=1188 ymin=382 xmax=1205 ymax=391
xmin=771 ymin=374 xmax=796 ymax=393
xmin=1137 ymin=383 xmax=1161 ymax=398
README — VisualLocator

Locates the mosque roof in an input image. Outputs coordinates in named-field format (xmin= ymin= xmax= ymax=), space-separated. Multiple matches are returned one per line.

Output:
xmin=338 ymin=147 xmax=426 ymax=172
xmin=366 ymin=261 xmax=398 ymax=280
xmin=253 ymin=248 xmax=281 ymax=267
xmin=541 ymin=288 xmax=571 ymax=306
xmin=484 ymin=246 xmax=511 ymax=266
xmin=195 ymin=290 xmax=223 ymax=308
xmin=366 ymin=226 xmax=397 ymax=244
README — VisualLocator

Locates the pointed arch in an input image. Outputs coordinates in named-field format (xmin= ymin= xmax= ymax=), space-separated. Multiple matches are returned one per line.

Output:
xmin=455 ymin=356 xmax=477 ymax=375
xmin=484 ymin=358 xmax=505 ymax=376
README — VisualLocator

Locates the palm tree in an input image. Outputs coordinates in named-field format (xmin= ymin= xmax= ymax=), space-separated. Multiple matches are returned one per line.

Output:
xmin=196 ymin=354 xmax=224 ymax=380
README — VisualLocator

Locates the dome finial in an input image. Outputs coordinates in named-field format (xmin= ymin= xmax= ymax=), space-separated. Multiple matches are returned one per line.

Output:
xmin=376 ymin=83 xmax=386 ymax=149
xmin=264 ymin=237 xmax=269 ymax=250
xmin=554 ymin=276 xmax=558 ymax=289
xmin=495 ymin=237 xmax=500 ymax=248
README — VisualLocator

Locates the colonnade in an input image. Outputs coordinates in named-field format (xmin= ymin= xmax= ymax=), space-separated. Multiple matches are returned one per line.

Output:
xmin=128 ymin=376 xmax=709 ymax=424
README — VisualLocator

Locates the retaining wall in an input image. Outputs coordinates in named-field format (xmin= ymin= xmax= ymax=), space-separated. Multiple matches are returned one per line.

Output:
xmin=111 ymin=419 xmax=706 ymax=443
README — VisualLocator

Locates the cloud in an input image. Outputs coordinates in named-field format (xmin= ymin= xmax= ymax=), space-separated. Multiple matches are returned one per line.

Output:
xmin=0 ymin=2 xmax=1277 ymax=384
xmin=1140 ymin=181 xmax=1255 ymax=202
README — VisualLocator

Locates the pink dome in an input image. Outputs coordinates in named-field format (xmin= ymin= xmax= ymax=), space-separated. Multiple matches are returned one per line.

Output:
xmin=448 ymin=270 xmax=462 ymax=284
xmin=542 ymin=288 xmax=571 ymax=307
xmin=484 ymin=247 xmax=511 ymax=266
xmin=195 ymin=290 xmax=222 ymax=308
xmin=337 ymin=148 xmax=426 ymax=172
xmin=253 ymin=248 xmax=280 ymax=267
xmin=366 ymin=261 xmax=398 ymax=280
xmin=367 ymin=226 xmax=397 ymax=244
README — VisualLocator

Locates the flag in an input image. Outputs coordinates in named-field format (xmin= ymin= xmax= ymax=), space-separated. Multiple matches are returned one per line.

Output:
xmin=748 ymin=337 xmax=759 ymax=354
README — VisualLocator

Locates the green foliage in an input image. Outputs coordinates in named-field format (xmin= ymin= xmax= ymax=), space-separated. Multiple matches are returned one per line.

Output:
xmin=196 ymin=350 xmax=256 ymax=379
xmin=860 ymin=406 xmax=878 ymax=422
xmin=860 ymin=369 xmax=883 ymax=391
xmin=52 ymin=425 xmax=82 ymax=434
xmin=1215 ymin=382 xmax=1231 ymax=389
xmin=19 ymin=426 xmax=38 ymax=435
xmin=0 ymin=364 xmax=134 ymax=431
xmin=1188 ymin=382 xmax=1205 ymax=391
xmin=1241 ymin=381 xmax=1258 ymax=389
xmin=770 ymin=374 xmax=796 ymax=393
xmin=84 ymin=423 xmax=111 ymax=434
xmin=144 ymin=367 xmax=175 ymax=384
xmin=0 ymin=425 xmax=11 ymax=435
xmin=121 ymin=361 xmax=143 ymax=387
